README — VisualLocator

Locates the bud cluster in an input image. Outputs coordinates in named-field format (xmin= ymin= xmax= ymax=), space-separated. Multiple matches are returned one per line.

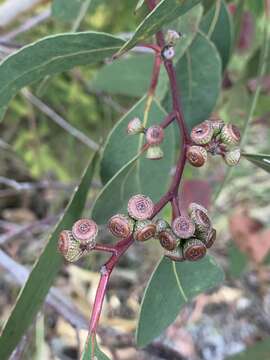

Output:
xmin=187 ymin=118 xmax=241 ymax=167
xmin=58 ymin=219 xmax=98 ymax=262
xmin=163 ymin=203 xmax=217 ymax=262
xmin=127 ymin=118 xmax=165 ymax=160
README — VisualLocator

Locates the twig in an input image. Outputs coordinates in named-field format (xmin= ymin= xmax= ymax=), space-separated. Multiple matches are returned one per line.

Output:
xmin=0 ymin=249 xmax=88 ymax=329
xmin=22 ymin=89 xmax=100 ymax=151
xmin=0 ymin=0 xmax=44 ymax=27
xmin=1 ymin=9 xmax=50 ymax=41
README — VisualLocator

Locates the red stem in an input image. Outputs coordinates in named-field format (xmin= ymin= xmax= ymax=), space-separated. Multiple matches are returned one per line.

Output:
xmin=85 ymin=2 xmax=190 ymax=356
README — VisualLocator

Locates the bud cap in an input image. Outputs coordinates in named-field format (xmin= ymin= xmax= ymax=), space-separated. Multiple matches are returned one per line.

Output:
xmin=128 ymin=194 xmax=154 ymax=220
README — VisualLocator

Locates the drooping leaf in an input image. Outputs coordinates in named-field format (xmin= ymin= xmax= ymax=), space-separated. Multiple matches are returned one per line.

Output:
xmin=242 ymin=153 xmax=270 ymax=173
xmin=117 ymin=0 xmax=201 ymax=56
xmin=200 ymin=0 xmax=233 ymax=69
xmin=0 ymin=152 xmax=99 ymax=360
xmin=91 ymin=54 xmax=154 ymax=97
xmin=52 ymin=0 xmax=88 ymax=22
xmin=0 ymin=32 xmax=123 ymax=120
xmin=97 ymin=95 xmax=174 ymax=207
xmin=227 ymin=338 xmax=270 ymax=360
xmin=163 ymin=32 xmax=222 ymax=130
xmin=136 ymin=256 xmax=224 ymax=348
xmin=156 ymin=3 xmax=203 ymax=100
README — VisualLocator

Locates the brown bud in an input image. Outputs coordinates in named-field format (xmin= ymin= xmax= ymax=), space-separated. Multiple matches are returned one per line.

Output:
xmin=183 ymin=238 xmax=207 ymax=261
xmin=158 ymin=230 xmax=178 ymax=251
xmin=108 ymin=214 xmax=134 ymax=238
xmin=58 ymin=230 xmax=85 ymax=263
xmin=127 ymin=194 xmax=154 ymax=220
xmin=224 ymin=148 xmax=241 ymax=166
xmin=188 ymin=202 xmax=208 ymax=216
xmin=165 ymin=246 xmax=185 ymax=262
xmin=210 ymin=118 xmax=225 ymax=136
xmin=146 ymin=125 xmax=164 ymax=145
xmin=187 ymin=145 xmax=207 ymax=167
xmin=220 ymin=123 xmax=241 ymax=145
xmin=172 ymin=215 xmax=195 ymax=239
xmin=134 ymin=220 xmax=156 ymax=242
xmin=190 ymin=208 xmax=211 ymax=236
xmin=127 ymin=117 xmax=144 ymax=135
xmin=191 ymin=121 xmax=214 ymax=145
xmin=203 ymin=228 xmax=217 ymax=249
xmin=72 ymin=219 xmax=98 ymax=248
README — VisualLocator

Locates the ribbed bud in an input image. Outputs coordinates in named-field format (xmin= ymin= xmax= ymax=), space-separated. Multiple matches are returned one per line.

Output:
xmin=203 ymin=228 xmax=217 ymax=249
xmin=108 ymin=214 xmax=134 ymax=238
xmin=161 ymin=45 xmax=175 ymax=60
xmin=210 ymin=119 xmax=225 ymax=136
xmin=133 ymin=220 xmax=156 ymax=242
xmin=58 ymin=230 xmax=85 ymax=263
xmin=158 ymin=229 xmax=178 ymax=251
xmin=165 ymin=246 xmax=185 ymax=262
xmin=155 ymin=218 xmax=170 ymax=234
xmin=190 ymin=208 xmax=211 ymax=236
xmin=127 ymin=117 xmax=144 ymax=135
xmin=188 ymin=202 xmax=208 ymax=216
xmin=146 ymin=145 xmax=164 ymax=160
xmin=128 ymin=194 xmax=154 ymax=220
xmin=72 ymin=219 xmax=98 ymax=248
xmin=220 ymin=123 xmax=241 ymax=145
xmin=191 ymin=121 xmax=214 ymax=145
xmin=187 ymin=145 xmax=207 ymax=167
xmin=166 ymin=30 xmax=181 ymax=46
xmin=146 ymin=125 xmax=164 ymax=145
xmin=224 ymin=148 xmax=241 ymax=166
xmin=183 ymin=238 xmax=207 ymax=261
xmin=172 ymin=215 xmax=195 ymax=239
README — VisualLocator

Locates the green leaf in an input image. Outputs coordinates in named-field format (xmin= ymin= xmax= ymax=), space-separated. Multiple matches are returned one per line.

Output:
xmin=227 ymin=338 xmax=270 ymax=360
xmin=52 ymin=0 xmax=87 ymax=22
xmin=245 ymin=0 xmax=264 ymax=16
xmin=242 ymin=153 xmax=270 ymax=173
xmin=82 ymin=336 xmax=110 ymax=360
xmin=0 ymin=32 xmax=123 ymax=120
xmin=156 ymin=3 xmax=203 ymax=100
xmin=0 ymin=152 xmax=99 ymax=360
xmin=92 ymin=98 xmax=175 ymax=224
xmin=91 ymin=54 xmax=154 ymax=97
xmin=200 ymin=0 xmax=233 ymax=70
xmin=117 ymin=0 xmax=201 ymax=56
xmin=136 ymin=255 xmax=224 ymax=348
xmin=163 ymin=33 xmax=222 ymax=130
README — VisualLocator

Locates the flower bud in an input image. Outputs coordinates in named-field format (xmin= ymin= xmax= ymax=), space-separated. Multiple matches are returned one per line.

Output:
xmin=191 ymin=121 xmax=214 ymax=145
xmin=203 ymin=228 xmax=217 ymax=249
xmin=58 ymin=230 xmax=85 ymax=262
xmin=187 ymin=145 xmax=207 ymax=167
xmin=133 ymin=220 xmax=156 ymax=242
xmin=166 ymin=30 xmax=181 ymax=46
xmin=108 ymin=214 xmax=134 ymax=238
xmin=155 ymin=218 xmax=170 ymax=234
xmin=190 ymin=208 xmax=211 ymax=236
xmin=72 ymin=219 xmax=98 ymax=248
xmin=183 ymin=238 xmax=207 ymax=261
xmin=127 ymin=117 xmax=144 ymax=135
xmin=220 ymin=123 xmax=241 ymax=145
xmin=188 ymin=202 xmax=208 ymax=216
xmin=161 ymin=45 xmax=175 ymax=60
xmin=224 ymin=148 xmax=241 ymax=166
xmin=127 ymin=194 xmax=154 ymax=220
xmin=172 ymin=215 xmax=195 ymax=239
xmin=146 ymin=145 xmax=164 ymax=160
xmin=210 ymin=118 xmax=225 ymax=136
xmin=159 ymin=229 xmax=178 ymax=251
xmin=165 ymin=246 xmax=185 ymax=262
xmin=146 ymin=125 xmax=164 ymax=145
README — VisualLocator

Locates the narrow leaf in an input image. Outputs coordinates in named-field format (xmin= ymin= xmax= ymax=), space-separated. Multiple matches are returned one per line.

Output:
xmin=163 ymin=33 xmax=222 ymax=130
xmin=117 ymin=0 xmax=201 ymax=56
xmin=136 ymin=255 xmax=224 ymax=348
xmin=0 ymin=32 xmax=123 ymax=120
xmin=242 ymin=153 xmax=270 ymax=173
xmin=0 ymin=152 xmax=99 ymax=360
xmin=200 ymin=0 xmax=233 ymax=70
